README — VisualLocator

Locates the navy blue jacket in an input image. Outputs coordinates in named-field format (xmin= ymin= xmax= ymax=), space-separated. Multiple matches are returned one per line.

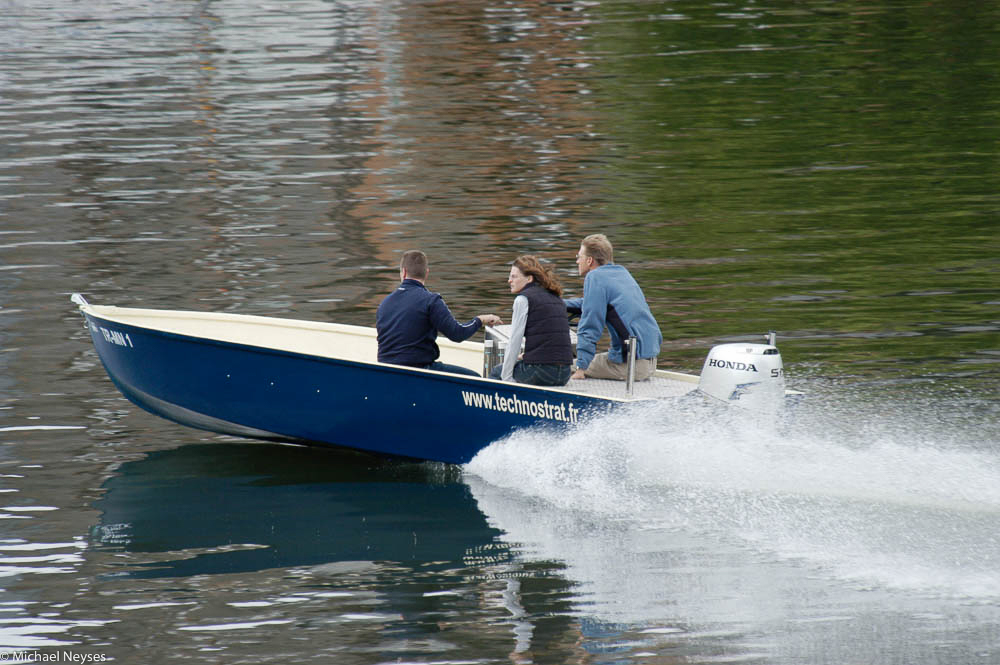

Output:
xmin=376 ymin=279 xmax=482 ymax=366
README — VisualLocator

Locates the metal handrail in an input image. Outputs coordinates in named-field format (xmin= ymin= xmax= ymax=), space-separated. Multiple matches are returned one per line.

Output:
xmin=625 ymin=336 xmax=637 ymax=396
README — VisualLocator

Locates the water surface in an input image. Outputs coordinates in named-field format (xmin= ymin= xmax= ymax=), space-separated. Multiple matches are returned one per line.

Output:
xmin=1 ymin=0 xmax=999 ymax=662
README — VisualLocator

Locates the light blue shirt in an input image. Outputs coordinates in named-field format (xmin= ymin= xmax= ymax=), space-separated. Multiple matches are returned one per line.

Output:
xmin=564 ymin=264 xmax=662 ymax=370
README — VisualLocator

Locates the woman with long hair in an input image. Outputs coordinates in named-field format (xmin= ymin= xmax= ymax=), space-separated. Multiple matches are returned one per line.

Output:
xmin=491 ymin=255 xmax=574 ymax=386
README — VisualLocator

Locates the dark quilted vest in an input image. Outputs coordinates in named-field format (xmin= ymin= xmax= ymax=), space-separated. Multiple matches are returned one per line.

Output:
xmin=520 ymin=283 xmax=574 ymax=365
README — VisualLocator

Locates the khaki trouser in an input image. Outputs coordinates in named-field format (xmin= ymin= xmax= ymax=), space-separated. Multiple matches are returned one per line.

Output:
xmin=583 ymin=353 xmax=656 ymax=381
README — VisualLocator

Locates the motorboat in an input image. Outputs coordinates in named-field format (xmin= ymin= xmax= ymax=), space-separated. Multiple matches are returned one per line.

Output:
xmin=71 ymin=294 xmax=792 ymax=464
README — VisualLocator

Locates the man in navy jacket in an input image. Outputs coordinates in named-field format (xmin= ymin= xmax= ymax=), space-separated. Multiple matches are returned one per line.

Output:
xmin=377 ymin=250 xmax=502 ymax=376
xmin=564 ymin=234 xmax=662 ymax=381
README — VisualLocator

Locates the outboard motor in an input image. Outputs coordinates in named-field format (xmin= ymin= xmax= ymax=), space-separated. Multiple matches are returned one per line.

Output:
xmin=698 ymin=333 xmax=785 ymax=412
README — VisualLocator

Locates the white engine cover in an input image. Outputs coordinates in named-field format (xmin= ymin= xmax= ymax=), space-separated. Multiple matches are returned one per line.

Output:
xmin=698 ymin=342 xmax=785 ymax=411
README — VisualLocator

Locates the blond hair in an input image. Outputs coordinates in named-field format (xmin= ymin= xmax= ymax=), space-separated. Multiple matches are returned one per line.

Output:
xmin=580 ymin=234 xmax=613 ymax=265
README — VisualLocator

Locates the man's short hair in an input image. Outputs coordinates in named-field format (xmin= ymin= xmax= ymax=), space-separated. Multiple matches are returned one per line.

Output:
xmin=400 ymin=250 xmax=428 ymax=279
xmin=581 ymin=234 xmax=614 ymax=265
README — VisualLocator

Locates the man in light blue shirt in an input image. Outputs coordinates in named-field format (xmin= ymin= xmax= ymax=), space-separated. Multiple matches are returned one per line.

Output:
xmin=564 ymin=234 xmax=662 ymax=381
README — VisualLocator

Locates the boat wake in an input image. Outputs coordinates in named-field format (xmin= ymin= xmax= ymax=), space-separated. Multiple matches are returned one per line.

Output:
xmin=464 ymin=381 xmax=1000 ymax=612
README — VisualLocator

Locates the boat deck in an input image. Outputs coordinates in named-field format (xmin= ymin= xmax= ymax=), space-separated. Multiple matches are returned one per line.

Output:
xmin=79 ymin=303 xmax=701 ymax=403
xmin=563 ymin=373 xmax=698 ymax=401
xmin=482 ymin=324 xmax=700 ymax=401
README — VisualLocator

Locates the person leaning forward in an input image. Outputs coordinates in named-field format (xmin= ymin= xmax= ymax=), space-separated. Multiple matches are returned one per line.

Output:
xmin=564 ymin=234 xmax=662 ymax=381
xmin=376 ymin=250 xmax=502 ymax=376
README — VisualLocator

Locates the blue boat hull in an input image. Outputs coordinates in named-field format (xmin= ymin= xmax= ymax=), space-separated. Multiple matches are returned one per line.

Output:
xmin=81 ymin=310 xmax=616 ymax=464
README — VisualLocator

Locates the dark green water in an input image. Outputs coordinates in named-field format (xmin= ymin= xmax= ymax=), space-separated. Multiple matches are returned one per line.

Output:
xmin=586 ymin=2 xmax=1000 ymax=384
xmin=1 ymin=1 xmax=998 ymax=662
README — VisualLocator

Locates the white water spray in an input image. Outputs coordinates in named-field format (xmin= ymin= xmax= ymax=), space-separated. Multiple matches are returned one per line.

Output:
xmin=465 ymin=384 xmax=1000 ymax=605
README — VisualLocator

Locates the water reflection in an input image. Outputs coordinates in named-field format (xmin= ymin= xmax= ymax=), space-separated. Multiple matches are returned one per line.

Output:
xmin=90 ymin=443 xmax=507 ymax=578
xmin=85 ymin=443 xmax=606 ymax=663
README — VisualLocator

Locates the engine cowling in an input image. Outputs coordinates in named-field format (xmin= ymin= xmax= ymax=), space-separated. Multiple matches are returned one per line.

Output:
xmin=698 ymin=342 xmax=785 ymax=411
